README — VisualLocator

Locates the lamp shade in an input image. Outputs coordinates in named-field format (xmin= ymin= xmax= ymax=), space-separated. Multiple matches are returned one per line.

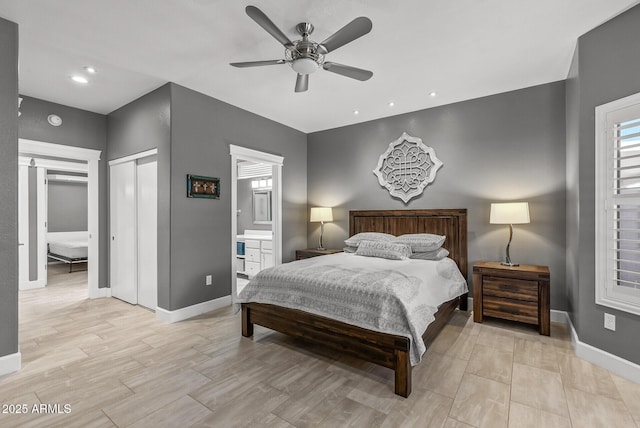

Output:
xmin=310 ymin=207 xmax=333 ymax=222
xmin=490 ymin=202 xmax=530 ymax=224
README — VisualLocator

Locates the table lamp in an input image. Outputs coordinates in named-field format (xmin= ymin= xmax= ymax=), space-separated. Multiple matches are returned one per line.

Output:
xmin=490 ymin=202 xmax=530 ymax=266
xmin=310 ymin=207 xmax=333 ymax=250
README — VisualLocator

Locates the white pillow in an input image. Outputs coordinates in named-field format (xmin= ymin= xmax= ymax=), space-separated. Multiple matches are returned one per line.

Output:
xmin=344 ymin=232 xmax=395 ymax=247
xmin=410 ymin=247 xmax=449 ymax=260
xmin=355 ymin=240 xmax=412 ymax=260
xmin=393 ymin=233 xmax=446 ymax=252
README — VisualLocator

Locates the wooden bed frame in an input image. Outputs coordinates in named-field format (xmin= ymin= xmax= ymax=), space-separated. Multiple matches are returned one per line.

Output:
xmin=241 ymin=209 xmax=468 ymax=397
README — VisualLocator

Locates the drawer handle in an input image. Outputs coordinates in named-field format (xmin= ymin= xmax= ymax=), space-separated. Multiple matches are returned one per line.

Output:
xmin=499 ymin=284 xmax=521 ymax=292
xmin=501 ymin=306 xmax=535 ymax=316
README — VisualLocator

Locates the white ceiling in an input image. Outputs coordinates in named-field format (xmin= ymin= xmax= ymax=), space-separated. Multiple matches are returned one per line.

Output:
xmin=1 ymin=0 xmax=638 ymax=133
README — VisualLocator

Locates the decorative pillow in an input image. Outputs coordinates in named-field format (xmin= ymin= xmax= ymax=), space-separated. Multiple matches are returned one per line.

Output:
xmin=410 ymin=247 xmax=449 ymax=260
xmin=344 ymin=232 xmax=395 ymax=247
xmin=343 ymin=245 xmax=358 ymax=253
xmin=393 ymin=233 xmax=445 ymax=252
xmin=355 ymin=240 xmax=412 ymax=260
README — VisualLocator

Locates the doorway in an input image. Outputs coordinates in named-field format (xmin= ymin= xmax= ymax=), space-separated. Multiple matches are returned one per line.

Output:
xmin=18 ymin=139 xmax=101 ymax=298
xmin=230 ymin=145 xmax=283 ymax=302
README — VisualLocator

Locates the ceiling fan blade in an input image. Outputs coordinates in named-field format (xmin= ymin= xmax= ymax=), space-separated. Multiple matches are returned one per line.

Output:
xmin=318 ymin=17 xmax=372 ymax=54
xmin=295 ymin=74 xmax=309 ymax=92
xmin=245 ymin=6 xmax=293 ymax=48
xmin=230 ymin=59 xmax=286 ymax=68
xmin=323 ymin=62 xmax=373 ymax=81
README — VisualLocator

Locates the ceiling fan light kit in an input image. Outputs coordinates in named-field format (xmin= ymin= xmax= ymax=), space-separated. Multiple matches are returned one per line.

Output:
xmin=230 ymin=5 xmax=373 ymax=93
xmin=291 ymin=58 xmax=320 ymax=74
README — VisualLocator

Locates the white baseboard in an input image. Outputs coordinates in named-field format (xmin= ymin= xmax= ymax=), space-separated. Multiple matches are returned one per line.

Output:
xmin=156 ymin=295 xmax=232 ymax=323
xmin=0 ymin=351 xmax=21 ymax=377
xmin=467 ymin=301 xmax=640 ymax=385
xmin=555 ymin=310 xmax=640 ymax=385
xmin=19 ymin=279 xmax=46 ymax=291
xmin=89 ymin=287 xmax=111 ymax=299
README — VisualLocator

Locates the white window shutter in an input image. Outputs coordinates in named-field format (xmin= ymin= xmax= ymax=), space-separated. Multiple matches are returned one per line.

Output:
xmin=596 ymin=93 xmax=640 ymax=315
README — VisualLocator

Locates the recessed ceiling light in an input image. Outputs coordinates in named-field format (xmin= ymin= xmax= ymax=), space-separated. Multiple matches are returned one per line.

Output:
xmin=84 ymin=66 xmax=96 ymax=74
xmin=388 ymin=101 xmax=395 ymax=107
xmin=353 ymin=110 xmax=359 ymax=115
xmin=429 ymin=92 xmax=437 ymax=97
xmin=71 ymin=75 xmax=88 ymax=84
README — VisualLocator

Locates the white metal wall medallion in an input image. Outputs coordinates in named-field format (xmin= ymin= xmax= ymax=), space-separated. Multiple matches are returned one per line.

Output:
xmin=373 ymin=132 xmax=443 ymax=203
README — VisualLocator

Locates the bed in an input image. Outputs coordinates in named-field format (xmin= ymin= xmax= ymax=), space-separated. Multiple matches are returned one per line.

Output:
xmin=47 ymin=231 xmax=88 ymax=273
xmin=240 ymin=209 xmax=468 ymax=397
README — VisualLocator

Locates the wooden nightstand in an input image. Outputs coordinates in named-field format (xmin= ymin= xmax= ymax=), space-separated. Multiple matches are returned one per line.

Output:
xmin=473 ymin=261 xmax=550 ymax=335
xmin=295 ymin=248 xmax=343 ymax=260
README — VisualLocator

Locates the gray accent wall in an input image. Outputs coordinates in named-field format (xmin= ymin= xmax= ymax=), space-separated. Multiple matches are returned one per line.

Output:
xmin=0 ymin=16 xmax=19 ymax=359
xmin=169 ymin=83 xmax=307 ymax=310
xmin=308 ymin=82 xmax=567 ymax=310
xmin=48 ymin=180 xmax=88 ymax=232
xmin=18 ymin=96 xmax=108 ymax=287
xmin=565 ymin=47 xmax=580 ymax=327
xmin=566 ymin=3 xmax=640 ymax=363
xmin=107 ymin=84 xmax=171 ymax=309
xmin=107 ymin=83 xmax=306 ymax=312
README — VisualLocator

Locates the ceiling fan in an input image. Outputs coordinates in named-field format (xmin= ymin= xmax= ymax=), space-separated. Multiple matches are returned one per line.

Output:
xmin=230 ymin=6 xmax=373 ymax=93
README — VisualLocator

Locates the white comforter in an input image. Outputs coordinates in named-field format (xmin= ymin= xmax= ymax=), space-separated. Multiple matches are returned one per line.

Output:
xmin=236 ymin=252 xmax=468 ymax=365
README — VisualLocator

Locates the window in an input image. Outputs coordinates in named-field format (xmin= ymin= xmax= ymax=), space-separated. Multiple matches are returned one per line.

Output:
xmin=596 ymin=92 xmax=640 ymax=315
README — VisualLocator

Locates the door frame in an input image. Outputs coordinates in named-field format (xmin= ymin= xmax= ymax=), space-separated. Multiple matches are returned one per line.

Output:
xmin=18 ymin=156 xmax=89 ymax=290
xmin=18 ymin=139 xmax=102 ymax=298
xmin=230 ymin=145 xmax=283 ymax=302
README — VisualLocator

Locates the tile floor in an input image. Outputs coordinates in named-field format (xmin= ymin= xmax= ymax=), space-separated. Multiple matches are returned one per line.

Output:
xmin=1 ymin=264 xmax=639 ymax=427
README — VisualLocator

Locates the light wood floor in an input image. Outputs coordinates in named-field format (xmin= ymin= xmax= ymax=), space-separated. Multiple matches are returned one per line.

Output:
xmin=2 ymin=265 xmax=640 ymax=427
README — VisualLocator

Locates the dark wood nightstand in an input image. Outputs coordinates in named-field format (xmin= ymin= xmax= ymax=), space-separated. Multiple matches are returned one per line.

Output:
xmin=473 ymin=261 xmax=550 ymax=335
xmin=295 ymin=248 xmax=343 ymax=260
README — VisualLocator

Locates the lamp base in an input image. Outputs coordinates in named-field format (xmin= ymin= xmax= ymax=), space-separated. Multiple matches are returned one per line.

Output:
xmin=501 ymin=261 xmax=520 ymax=267
xmin=316 ymin=246 xmax=326 ymax=251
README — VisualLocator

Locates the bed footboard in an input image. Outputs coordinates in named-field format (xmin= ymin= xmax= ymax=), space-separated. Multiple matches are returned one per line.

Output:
xmin=240 ymin=299 xmax=459 ymax=398
xmin=241 ymin=302 xmax=413 ymax=396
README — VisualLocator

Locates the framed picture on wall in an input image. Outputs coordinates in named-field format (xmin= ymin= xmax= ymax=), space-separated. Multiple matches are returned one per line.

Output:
xmin=187 ymin=174 xmax=220 ymax=199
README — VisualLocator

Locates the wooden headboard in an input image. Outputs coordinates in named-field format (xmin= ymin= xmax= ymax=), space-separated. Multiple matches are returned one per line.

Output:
xmin=349 ymin=209 xmax=468 ymax=279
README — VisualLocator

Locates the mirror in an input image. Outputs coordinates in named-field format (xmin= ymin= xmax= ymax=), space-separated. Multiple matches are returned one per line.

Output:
xmin=253 ymin=190 xmax=272 ymax=224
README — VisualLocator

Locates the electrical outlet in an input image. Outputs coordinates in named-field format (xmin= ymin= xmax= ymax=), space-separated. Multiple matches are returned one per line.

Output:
xmin=604 ymin=313 xmax=616 ymax=331
xmin=205 ymin=275 xmax=212 ymax=286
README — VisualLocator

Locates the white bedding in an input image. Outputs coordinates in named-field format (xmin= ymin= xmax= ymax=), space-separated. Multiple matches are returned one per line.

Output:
xmin=48 ymin=231 xmax=88 ymax=259
xmin=236 ymin=252 xmax=468 ymax=365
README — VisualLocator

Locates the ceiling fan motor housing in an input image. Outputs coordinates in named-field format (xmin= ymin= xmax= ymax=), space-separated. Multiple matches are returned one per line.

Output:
xmin=286 ymin=26 xmax=325 ymax=75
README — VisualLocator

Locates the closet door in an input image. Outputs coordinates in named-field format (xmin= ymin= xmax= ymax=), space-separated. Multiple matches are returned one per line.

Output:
xmin=110 ymin=161 xmax=137 ymax=304
xmin=136 ymin=156 xmax=157 ymax=310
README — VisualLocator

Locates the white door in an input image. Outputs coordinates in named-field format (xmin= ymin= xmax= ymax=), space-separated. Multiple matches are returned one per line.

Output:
xmin=136 ymin=156 xmax=157 ymax=310
xmin=110 ymin=161 xmax=137 ymax=304
xmin=18 ymin=165 xmax=29 ymax=288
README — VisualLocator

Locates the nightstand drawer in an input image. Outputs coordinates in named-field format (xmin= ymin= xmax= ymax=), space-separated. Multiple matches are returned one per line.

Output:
xmin=483 ymin=277 xmax=538 ymax=301
xmin=483 ymin=296 xmax=538 ymax=324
